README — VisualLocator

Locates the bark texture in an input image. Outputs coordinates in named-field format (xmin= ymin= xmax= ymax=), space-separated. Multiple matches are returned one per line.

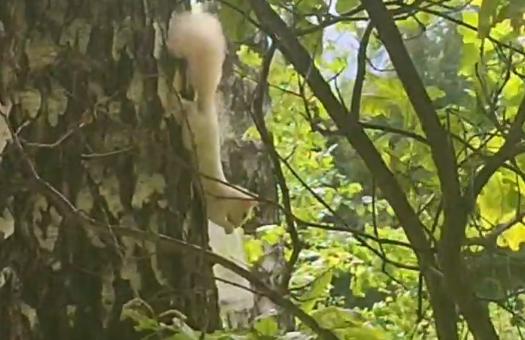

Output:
xmin=0 ymin=1 xmax=229 ymax=338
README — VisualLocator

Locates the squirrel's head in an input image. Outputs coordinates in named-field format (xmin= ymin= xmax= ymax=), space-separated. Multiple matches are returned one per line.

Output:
xmin=225 ymin=197 xmax=258 ymax=229
xmin=205 ymin=183 xmax=258 ymax=234
xmin=218 ymin=185 xmax=258 ymax=232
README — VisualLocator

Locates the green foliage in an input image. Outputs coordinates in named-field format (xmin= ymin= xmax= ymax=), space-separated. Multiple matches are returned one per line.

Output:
xmin=478 ymin=0 xmax=500 ymax=38
xmin=228 ymin=1 xmax=525 ymax=338
xmin=8 ymin=0 xmax=525 ymax=338
xmin=94 ymin=0 xmax=525 ymax=336
xmin=121 ymin=299 xmax=200 ymax=339
xmin=476 ymin=0 xmax=525 ymax=38
xmin=305 ymin=307 xmax=389 ymax=340
xmin=123 ymin=300 xmax=390 ymax=340
xmin=219 ymin=0 xmax=255 ymax=43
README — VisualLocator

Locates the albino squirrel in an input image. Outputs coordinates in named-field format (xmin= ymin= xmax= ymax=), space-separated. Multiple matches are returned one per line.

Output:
xmin=167 ymin=11 xmax=257 ymax=234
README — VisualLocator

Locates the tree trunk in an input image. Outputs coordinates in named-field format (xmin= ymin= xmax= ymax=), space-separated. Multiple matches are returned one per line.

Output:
xmin=0 ymin=1 xmax=222 ymax=338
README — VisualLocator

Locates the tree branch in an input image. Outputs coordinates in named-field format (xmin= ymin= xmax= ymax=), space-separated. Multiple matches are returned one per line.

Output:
xmin=0 ymin=103 xmax=338 ymax=340
xmin=250 ymin=43 xmax=302 ymax=290
xmin=349 ymin=23 xmax=373 ymax=122
xmin=359 ymin=1 xmax=497 ymax=338
xmin=247 ymin=1 xmax=433 ymax=259
xmin=466 ymin=212 xmax=525 ymax=247
xmin=247 ymin=2 xmax=458 ymax=338
xmin=417 ymin=6 xmax=525 ymax=58
xmin=469 ymin=96 xmax=525 ymax=204
xmin=359 ymin=0 xmax=462 ymax=224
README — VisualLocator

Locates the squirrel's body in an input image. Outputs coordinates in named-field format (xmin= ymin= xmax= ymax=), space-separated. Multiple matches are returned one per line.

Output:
xmin=167 ymin=11 xmax=256 ymax=233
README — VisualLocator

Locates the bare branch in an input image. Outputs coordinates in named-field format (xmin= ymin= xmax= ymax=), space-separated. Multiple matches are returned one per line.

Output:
xmin=81 ymin=146 xmax=134 ymax=159
xmin=250 ymin=43 xmax=303 ymax=288
xmin=359 ymin=0 xmax=462 ymax=221
xmin=350 ymin=23 xmax=373 ymax=122
xmin=467 ymin=212 xmax=525 ymax=247
xmin=248 ymin=0 xmax=433 ymax=264
xmin=20 ymin=120 xmax=87 ymax=149
xmin=360 ymin=1 xmax=497 ymax=338
xmin=360 ymin=121 xmax=428 ymax=144
xmin=417 ymin=6 xmax=525 ymax=58
xmin=469 ymin=96 xmax=525 ymax=204
xmin=247 ymin=1 xmax=457 ymax=338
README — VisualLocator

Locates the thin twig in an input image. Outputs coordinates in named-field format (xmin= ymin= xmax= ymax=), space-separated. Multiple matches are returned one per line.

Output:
xmin=466 ymin=212 xmax=525 ymax=247
xmin=349 ymin=23 xmax=373 ymax=122
xmin=250 ymin=42 xmax=303 ymax=289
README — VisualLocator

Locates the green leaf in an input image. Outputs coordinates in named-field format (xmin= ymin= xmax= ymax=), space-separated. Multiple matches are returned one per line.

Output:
xmin=135 ymin=318 xmax=160 ymax=332
xmin=498 ymin=223 xmax=525 ymax=251
xmin=244 ymin=238 xmax=264 ymax=264
xmin=120 ymin=298 xmax=156 ymax=323
xmin=237 ymin=45 xmax=262 ymax=69
xmin=426 ymin=86 xmax=446 ymax=101
xmin=478 ymin=0 xmax=500 ymax=38
xmin=300 ymin=269 xmax=333 ymax=313
xmin=297 ymin=19 xmax=324 ymax=57
xmin=219 ymin=0 xmax=255 ymax=43
xmin=496 ymin=1 xmax=525 ymax=34
xmin=171 ymin=318 xmax=199 ymax=340
xmin=297 ymin=0 xmax=328 ymax=13
xmin=459 ymin=42 xmax=480 ymax=75
xmin=306 ymin=307 xmax=388 ymax=339
xmin=253 ymin=315 xmax=280 ymax=337
xmin=335 ymin=0 xmax=360 ymax=14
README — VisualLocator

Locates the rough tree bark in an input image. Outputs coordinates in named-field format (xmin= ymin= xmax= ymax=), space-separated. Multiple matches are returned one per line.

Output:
xmin=217 ymin=46 xmax=281 ymax=328
xmin=0 ymin=1 xmax=248 ymax=338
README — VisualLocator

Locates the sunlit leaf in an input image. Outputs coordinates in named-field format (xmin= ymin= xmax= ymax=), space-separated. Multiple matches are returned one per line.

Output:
xmin=253 ymin=315 xmax=279 ymax=337
xmin=300 ymin=269 xmax=333 ymax=313
xmin=335 ymin=0 xmax=360 ymax=14
xmin=498 ymin=223 xmax=525 ymax=251
xmin=478 ymin=0 xmax=500 ymax=38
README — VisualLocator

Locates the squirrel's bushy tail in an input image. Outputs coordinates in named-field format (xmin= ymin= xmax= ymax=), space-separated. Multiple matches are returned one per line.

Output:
xmin=167 ymin=11 xmax=226 ymax=111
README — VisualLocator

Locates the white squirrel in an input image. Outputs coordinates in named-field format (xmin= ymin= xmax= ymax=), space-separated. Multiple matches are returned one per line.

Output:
xmin=166 ymin=11 xmax=257 ymax=234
